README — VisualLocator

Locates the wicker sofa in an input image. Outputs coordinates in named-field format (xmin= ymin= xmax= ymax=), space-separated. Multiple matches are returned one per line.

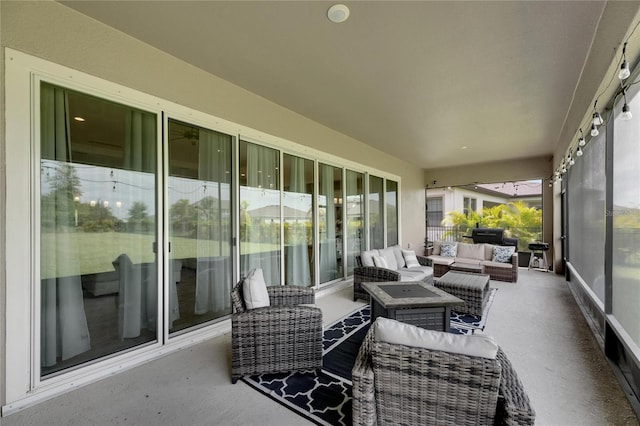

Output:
xmin=353 ymin=245 xmax=434 ymax=301
xmin=352 ymin=319 xmax=535 ymax=426
xmin=230 ymin=280 xmax=323 ymax=383
xmin=427 ymin=241 xmax=519 ymax=283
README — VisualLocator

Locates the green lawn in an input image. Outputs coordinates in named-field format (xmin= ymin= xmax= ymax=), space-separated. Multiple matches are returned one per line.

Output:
xmin=41 ymin=231 xmax=278 ymax=278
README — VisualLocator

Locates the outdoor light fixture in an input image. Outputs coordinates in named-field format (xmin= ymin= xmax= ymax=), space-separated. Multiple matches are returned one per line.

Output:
xmin=621 ymin=84 xmax=633 ymax=121
xmin=591 ymin=123 xmax=599 ymax=137
xmin=578 ymin=128 xmax=585 ymax=146
xmin=592 ymin=111 xmax=604 ymax=126
xmin=622 ymin=103 xmax=633 ymax=120
xmin=619 ymin=43 xmax=631 ymax=80
xmin=327 ymin=4 xmax=350 ymax=23
xmin=576 ymin=146 xmax=583 ymax=157
xmin=592 ymin=100 xmax=604 ymax=127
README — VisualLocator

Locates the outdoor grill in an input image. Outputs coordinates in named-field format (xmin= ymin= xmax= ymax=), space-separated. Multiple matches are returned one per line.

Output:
xmin=528 ymin=242 xmax=549 ymax=271
xmin=471 ymin=228 xmax=504 ymax=245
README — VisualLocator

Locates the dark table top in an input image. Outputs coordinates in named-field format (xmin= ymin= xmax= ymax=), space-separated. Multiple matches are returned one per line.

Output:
xmin=362 ymin=281 xmax=464 ymax=309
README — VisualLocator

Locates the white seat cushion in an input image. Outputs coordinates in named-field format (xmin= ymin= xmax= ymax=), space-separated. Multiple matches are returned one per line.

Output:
xmin=374 ymin=317 xmax=498 ymax=359
xmin=242 ymin=268 xmax=270 ymax=309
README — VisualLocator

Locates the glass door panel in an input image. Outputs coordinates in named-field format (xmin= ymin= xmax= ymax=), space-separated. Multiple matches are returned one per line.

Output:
xmin=167 ymin=120 xmax=233 ymax=333
xmin=40 ymin=83 xmax=158 ymax=377
xmin=369 ymin=175 xmax=384 ymax=249
xmin=239 ymin=141 xmax=281 ymax=284
xmin=318 ymin=163 xmax=343 ymax=283
xmin=386 ymin=180 xmax=399 ymax=246
xmin=283 ymin=154 xmax=314 ymax=286
xmin=346 ymin=170 xmax=364 ymax=275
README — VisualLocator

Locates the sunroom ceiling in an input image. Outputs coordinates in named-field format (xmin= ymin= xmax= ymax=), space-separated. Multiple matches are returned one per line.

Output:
xmin=60 ymin=1 xmax=629 ymax=169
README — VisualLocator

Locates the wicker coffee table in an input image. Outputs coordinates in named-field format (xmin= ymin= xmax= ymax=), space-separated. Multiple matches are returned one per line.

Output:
xmin=435 ymin=271 xmax=490 ymax=316
xmin=362 ymin=281 xmax=464 ymax=332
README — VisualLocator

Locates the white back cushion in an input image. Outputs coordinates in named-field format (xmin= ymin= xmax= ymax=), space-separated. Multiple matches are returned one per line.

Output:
xmin=457 ymin=243 xmax=485 ymax=260
xmin=242 ymin=268 xmax=270 ymax=309
xmin=432 ymin=241 xmax=442 ymax=255
xmin=402 ymin=250 xmax=420 ymax=268
xmin=361 ymin=249 xmax=379 ymax=267
xmin=372 ymin=255 xmax=389 ymax=268
xmin=484 ymin=244 xmax=496 ymax=260
xmin=379 ymin=247 xmax=399 ymax=270
xmin=374 ymin=317 xmax=498 ymax=359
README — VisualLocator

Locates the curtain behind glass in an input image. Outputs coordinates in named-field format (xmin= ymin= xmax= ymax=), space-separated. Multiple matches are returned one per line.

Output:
xmin=319 ymin=164 xmax=340 ymax=282
xmin=567 ymin=129 xmax=605 ymax=302
xmin=240 ymin=141 xmax=281 ymax=284
xmin=346 ymin=170 xmax=364 ymax=276
xmin=194 ymin=130 xmax=232 ymax=315
xmin=284 ymin=155 xmax=312 ymax=286
xmin=369 ymin=175 xmax=384 ymax=249
xmin=386 ymin=180 xmax=399 ymax=246
xmin=40 ymin=84 xmax=91 ymax=367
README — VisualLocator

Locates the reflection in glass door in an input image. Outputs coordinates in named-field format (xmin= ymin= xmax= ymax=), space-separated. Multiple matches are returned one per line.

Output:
xmin=167 ymin=120 xmax=233 ymax=333
xmin=369 ymin=175 xmax=385 ymax=249
xmin=346 ymin=170 xmax=364 ymax=275
xmin=40 ymin=83 xmax=158 ymax=376
xmin=283 ymin=154 xmax=314 ymax=286
xmin=239 ymin=141 xmax=281 ymax=284
xmin=319 ymin=163 xmax=343 ymax=283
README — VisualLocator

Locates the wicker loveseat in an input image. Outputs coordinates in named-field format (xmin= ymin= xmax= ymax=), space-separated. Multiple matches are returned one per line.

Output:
xmin=353 ymin=245 xmax=434 ymax=301
xmin=352 ymin=318 xmax=535 ymax=426
xmin=230 ymin=280 xmax=323 ymax=383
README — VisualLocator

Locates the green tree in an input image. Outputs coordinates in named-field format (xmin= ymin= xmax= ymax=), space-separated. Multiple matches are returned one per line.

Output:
xmin=41 ymin=163 xmax=82 ymax=230
xmin=127 ymin=201 xmax=152 ymax=233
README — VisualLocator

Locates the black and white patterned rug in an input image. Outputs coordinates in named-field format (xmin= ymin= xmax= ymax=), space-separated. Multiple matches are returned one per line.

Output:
xmin=242 ymin=288 xmax=497 ymax=426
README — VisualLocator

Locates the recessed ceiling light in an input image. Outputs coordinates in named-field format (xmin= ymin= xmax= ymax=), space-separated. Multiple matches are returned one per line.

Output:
xmin=328 ymin=4 xmax=350 ymax=23
xmin=460 ymin=146 xmax=468 ymax=150
xmin=74 ymin=116 xmax=85 ymax=122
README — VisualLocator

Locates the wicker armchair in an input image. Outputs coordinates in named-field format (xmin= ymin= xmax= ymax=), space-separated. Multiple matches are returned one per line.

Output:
xmin=353 ymin=255 xmax=434 ymax=301
xmin=352 ymin=325 xmax=535 ymax=426
xmin=230 ymin=281 xmax=323 ymax=383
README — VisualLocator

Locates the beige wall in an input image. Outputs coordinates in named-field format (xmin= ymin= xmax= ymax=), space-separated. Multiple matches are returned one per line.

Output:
xmin=425 ymin=156 xmax=555 ymax=269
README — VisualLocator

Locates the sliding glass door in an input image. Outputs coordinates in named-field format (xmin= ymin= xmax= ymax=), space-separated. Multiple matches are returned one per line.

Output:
xmin=40 ymin=83 xmax=158 ymax=376
xmin=167 ymin=119 xmax=233 ymax=333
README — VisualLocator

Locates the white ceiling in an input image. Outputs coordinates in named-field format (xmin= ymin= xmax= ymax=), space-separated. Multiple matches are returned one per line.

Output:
xmin=59 ymin=1 xmax=629 ymax=169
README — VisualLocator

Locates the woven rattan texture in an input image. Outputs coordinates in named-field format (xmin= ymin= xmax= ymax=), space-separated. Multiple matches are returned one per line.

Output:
xmin=352 ymin=327 xmax=535 ymax=426
xmin=435 ymin=272 xmax=490 ymax=316
xmin=230 ymin=281 xmax=323 ymax=383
